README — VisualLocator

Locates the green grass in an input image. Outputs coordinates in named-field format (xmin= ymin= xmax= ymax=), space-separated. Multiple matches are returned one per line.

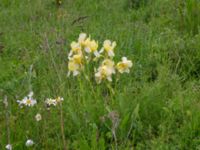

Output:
xmin=1 ymin=0 xmax=200 ymax=149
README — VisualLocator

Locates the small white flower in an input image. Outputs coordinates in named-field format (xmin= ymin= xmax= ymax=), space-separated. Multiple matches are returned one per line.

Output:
xmin=26 ymin=139 xmax=34 ymax=147
xmin=35 ymin=113 xmax=42 ymax=121
xmin=5 ymin=144 xmax=12 ymax=150
xmin=17 ymin=92 xmax=37 ymax=107
xmin=23 ymin=97 xmax=37 ymax=107
xmin=45 ymin=98 xmax=57 ymax=106
xmin=45 ymin=96 xmax=64 ymax=107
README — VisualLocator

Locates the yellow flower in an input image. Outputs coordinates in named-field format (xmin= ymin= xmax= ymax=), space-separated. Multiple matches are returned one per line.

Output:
xmin=83 ymin=38 xmax=100 ymax=57
xmin=116 ymin=57 xmax=133 ymax=73
xmin=68 ymin=61 xmax=80 ymax=76
xmin=100 ymin=40 xmax=116 ymax=57
xmin=95 ymin=59 xmax=115 ymax=83
xmin=68 ymin=54 xmax=83 ymax=76
xmin=70 ymin=41 xmax=81 ymax=52
xmin=89 ymin=40 xmax=98 ymax=52
xmin=82 ymin=37 xmax=90 ymax=47
xmin=72 ymin=54 xmax=83 ymax=64
xmin=102 ymin=59 xmax=115 ymax=67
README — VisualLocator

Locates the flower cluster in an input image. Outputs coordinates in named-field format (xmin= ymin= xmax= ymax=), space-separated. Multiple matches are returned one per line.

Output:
xmin=67 ymin=33 xmax=133 ymax=83
xmin=16 ymin=92 xmax=64 ymax=109
xmin=45 ymin=96 xmax=64 ymax=107
xmin=14 ymin=92 xmax=64 ymax=149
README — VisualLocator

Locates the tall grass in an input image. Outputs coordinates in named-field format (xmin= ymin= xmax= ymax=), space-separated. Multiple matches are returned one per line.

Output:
xmin=178 ymin=0 xmax=200 ymax=35
xmin=1 ymin=0 xmax=200 ymax=149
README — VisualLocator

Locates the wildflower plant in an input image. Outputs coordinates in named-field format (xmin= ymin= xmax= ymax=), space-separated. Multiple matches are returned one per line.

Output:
xmin=67 ymin=33 xmax=133 ymax=84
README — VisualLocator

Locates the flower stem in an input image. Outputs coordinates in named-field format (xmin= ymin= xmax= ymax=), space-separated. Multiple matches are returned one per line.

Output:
xmin=60 ymin=103 xmax=67 ymax=150
xmin=4 ymin=96 xmax=11 ymax=145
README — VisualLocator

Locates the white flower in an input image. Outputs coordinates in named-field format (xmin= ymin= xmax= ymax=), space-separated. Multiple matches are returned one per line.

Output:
xmin=100 ymin=40 xmax=116 ymax=57
xmin=116 ymin=57 xmax=133 ymax=73
xmin=17 ymin=92 xmax=37 ymax=107
xmin=5 ymin=144 xmax=12 ymax=150
xmin=35 ymin=113 xmax=42 ymax=121
xmin=78 ymin=33 xmax=87 ymax=45
xmin=22 ymin=97 xmax=37 ymax=107
xmin=45 ymin=97 xmax=64 ymax=107
xmin=45 ymin=98 xmax=57 ymax=106
xmin=26 ymin=139 xmax=34 ymax=147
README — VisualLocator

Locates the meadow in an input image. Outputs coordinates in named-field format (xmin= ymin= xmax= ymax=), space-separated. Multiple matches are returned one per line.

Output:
xmin=1 ymin=0 xmax=200 ymax=149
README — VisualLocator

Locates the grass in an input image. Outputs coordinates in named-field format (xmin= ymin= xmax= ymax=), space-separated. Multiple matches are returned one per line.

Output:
xmin=0 ymin=0 xmax=200 ymax=149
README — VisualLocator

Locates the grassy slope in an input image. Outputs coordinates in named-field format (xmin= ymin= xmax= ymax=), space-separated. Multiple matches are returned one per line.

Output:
xmin=0 ymin=0 xmax=200 ymax=149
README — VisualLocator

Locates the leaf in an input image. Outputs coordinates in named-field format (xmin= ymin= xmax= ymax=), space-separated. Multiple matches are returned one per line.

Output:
xmin=133 ymin=103 xmax=140 ymax=119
